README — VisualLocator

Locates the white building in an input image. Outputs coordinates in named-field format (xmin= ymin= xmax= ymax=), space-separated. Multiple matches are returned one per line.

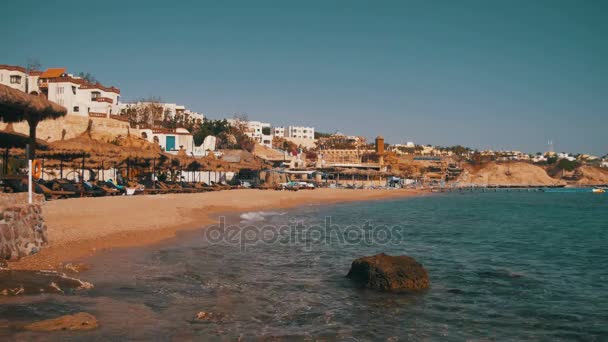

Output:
xmin=273 ymin=126 xmax=285 ymax=137
xmin=557 ymin=152 xmax=576 ymax=162
xmin=0 ymin=64 xmax=29 ymax=93
xmin=140 ymin=127 xmax=195 ymax=155
xmin=274 ymin=125 xmax=315 ymax=140
xmin=228 ymin=119 xmax=273 ymax=148
xmin=119 ymin=102 xmax=204 ymax=124
xmin=0 ymin=65 xmax=121 ymax=118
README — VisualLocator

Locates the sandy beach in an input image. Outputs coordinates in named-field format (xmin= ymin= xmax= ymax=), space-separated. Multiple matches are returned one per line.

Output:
xmin=9 ymin=188 xmax=424 ymax=270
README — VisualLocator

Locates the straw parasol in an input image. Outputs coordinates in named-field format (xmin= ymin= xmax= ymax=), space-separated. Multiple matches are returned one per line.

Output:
xmin=115 ymin=133 xmax=163 ymax=160
xmin=0 ymin=84 xmax=67 ymax=158
xmin=46 ymin=120 xmax=122 ymax=160
xmin=0 ymin=123 xmax=50 ymax=150
xmin=41 ymin=120 xmax=123 ymax=179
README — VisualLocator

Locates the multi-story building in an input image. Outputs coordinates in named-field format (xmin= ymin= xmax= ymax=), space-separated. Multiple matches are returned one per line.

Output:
xmin=0 ymin=65 xmax=121 ymax=118
xmin=228 ymin=119 xmax=273 ymax=148
xmin=274 ymin=125 xmax=315 ymax=140
xmin=119 ymin=102 xmax=204 ymax=126
xmin=0 ymin=64 xmax=30 ymax=93
xmin=273 ymin=126 xmax=285 ymax=137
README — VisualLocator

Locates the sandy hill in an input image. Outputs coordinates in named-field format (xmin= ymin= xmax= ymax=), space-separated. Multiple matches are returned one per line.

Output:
xmin=458 ymin=162 xmax=564 ymax=186
xmin=252 ymin=143 xmax=286 ymax=161
xmin=573 ymin=166 xmax=608 ymax=185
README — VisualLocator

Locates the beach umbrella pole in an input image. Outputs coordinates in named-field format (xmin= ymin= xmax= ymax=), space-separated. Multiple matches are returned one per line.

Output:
xmin=27 ymin=145 xmax=32 ymax=204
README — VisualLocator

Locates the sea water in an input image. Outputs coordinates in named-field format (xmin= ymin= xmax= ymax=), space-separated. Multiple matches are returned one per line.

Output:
xmin=1 ymin=192 xmax=607 ymax=340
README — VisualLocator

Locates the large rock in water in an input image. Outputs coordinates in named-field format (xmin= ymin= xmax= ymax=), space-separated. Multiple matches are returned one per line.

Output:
xmin=23 ymin=312 xmax=98 ymax=331
xmin=0 ymin=270 xmax=93 ymax=296
xmin=346 ymin=253 xmax=429 ymax=291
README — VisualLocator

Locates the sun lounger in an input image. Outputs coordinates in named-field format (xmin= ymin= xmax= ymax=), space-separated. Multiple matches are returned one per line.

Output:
xmin=35 ymin=183 xmax=75 ymax=200
xmin=157 ymin=181 xmax=182 ymax=193
xmin=2 ymin=177 xmax=28 ymax=193
xmin=94 ymin=181 xmax=120 ymax=196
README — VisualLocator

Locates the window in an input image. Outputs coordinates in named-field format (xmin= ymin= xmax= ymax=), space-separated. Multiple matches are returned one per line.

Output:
xmin=91 ymin=91 xmax=101 ymax=100
xmin=72 ymin=86 xmax=77 ymax=95
xmin=56 ymin=87 xmax=64 ymax=95
xmin=10 ymin=75 xmax=22 ymax=84
xmin=73 ymin=106 xmax=79 ymax=112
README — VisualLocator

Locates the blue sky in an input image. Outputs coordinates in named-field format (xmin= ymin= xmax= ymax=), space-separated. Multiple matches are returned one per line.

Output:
xmin=2 ymin=0 xmax=606 ymax=155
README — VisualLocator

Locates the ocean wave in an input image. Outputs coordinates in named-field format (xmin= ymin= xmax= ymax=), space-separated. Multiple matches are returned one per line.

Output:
xmin=239 ymin=211 xmax=287 ymax=223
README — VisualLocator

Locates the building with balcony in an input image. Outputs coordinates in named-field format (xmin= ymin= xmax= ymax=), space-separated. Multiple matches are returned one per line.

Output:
xmin=274 ymin=125 xmax=315 ymax=140
xmin=1 ymin=65 xmax=121 ymax=118
xmin=228 ymin=119 xmax=273 ymax=148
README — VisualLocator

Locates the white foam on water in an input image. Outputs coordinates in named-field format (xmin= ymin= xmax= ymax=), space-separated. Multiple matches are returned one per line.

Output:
xmin=239 ymin=211 xmax=286 ymax=223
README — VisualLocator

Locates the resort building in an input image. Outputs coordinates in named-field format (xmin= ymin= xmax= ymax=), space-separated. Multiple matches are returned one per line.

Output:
xmin=119 ymin=102 xmax=204 ymax=125
xmin=273 ymin=125 xmax=315 ymax=140
xmin=139 ymin=127 xmax=195 ymax=155
xmin=0 ymin=64 xmax=121 ymax=118
xmin=0 ymin=65 xmax=30 ymax=93
xmin=228 ymin=119 xmax=273 ymax=148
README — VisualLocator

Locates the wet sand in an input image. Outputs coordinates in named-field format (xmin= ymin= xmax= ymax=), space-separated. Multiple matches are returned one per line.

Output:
xmin=9 ymin=188 xmax=424 ymax=270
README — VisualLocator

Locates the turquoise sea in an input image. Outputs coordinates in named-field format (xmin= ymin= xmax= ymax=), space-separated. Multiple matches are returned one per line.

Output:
xmin=1 ymin=192 xmax=607 ymax=340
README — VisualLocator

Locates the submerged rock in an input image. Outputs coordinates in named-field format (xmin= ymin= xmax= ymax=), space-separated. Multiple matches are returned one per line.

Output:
xmin=193 ymin=311 xmax=231 ymax=323
xmin=0 ymin=270 xmax=93 ymax=296
xmin=346 ymin=253 xmax=429 ymax=291
xmin=23 ymin=312 xmax=98 ymax=332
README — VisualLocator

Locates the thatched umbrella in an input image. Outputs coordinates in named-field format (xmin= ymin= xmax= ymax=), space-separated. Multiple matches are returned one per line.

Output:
xmin=0 ymin=124 xmax=50 ymax=150
xmin=0 ymin=84 xmax=66 ymax=159
xmin=113 ymin=133 xmax=163 ymax=181
xmin=42 ymin=120 xmax=122 ymax=179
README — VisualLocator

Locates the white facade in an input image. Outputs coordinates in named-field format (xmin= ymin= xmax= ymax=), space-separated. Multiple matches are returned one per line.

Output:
xmin=273 ymin=127 xmax=285 ymax=137
xmin=119 ymin=102 xmax=204 ymax=123
xmin=140 ymin=127 xmax=195 ymax=154
xmin=274 ymin=125 xmax=315 ymax=140
xmin=228 ymin=119 xmax=273 ymax=148
xmin=0 ymin=65 xmax=28 ymax=92
xmin=288 ymin=126 xmax=314 ymax=140
xmin=46 ymin=79 xmax=120 ymax=117
xmin=1 ymin=65 xmax=121 ymax=117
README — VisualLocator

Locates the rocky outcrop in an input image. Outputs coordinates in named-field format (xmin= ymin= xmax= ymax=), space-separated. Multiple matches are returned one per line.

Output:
xmin=193 ymin=311 xmax=231 ymax=323
xmin=23 ymin=312 xmax=98 ymax=331
xmin=346 ymin=253 xmax=429 ymax=291
xmin=0 ymin=194 xmax=47 ymax=261
xmin=0 ymin=270 xmax=93 ymax=296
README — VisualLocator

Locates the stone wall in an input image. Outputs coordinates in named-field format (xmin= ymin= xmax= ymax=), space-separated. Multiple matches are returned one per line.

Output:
xmin=0 ymin=193 xmax=47 ymax=262
xmin=0 ymin=115 xmax=132 ymax=143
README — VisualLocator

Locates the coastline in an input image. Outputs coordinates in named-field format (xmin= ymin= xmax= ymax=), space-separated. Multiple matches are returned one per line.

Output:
xmin=8 ymin=188 xmax=425 ymax=270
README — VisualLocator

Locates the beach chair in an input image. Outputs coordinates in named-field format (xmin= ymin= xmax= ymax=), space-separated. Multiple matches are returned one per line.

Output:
xmin=157 ymin=181 xmax=182 ymax=193
xmin=102 ymin=180 xmax=126 ymax=195
xmin=52 ymin=179 xmax=83 ymax=197
xmin=181 ymin=182 xmax=206 ymax=193
xmin=35 ymin=182 xmax=75 ymax=200
xmin=169 ymin=182 xmax=198 ymax=193
xmin=94 ymin=181 xmax=120 ymax=196
xmin=2 ymin=177 xmax=28 ymax=193
xmin=82 ymin=182 xmax=107 ymax=197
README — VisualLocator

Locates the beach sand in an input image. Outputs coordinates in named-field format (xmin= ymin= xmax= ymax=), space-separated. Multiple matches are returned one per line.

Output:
xmin=9 ymin=188 xmax=424 ymax=270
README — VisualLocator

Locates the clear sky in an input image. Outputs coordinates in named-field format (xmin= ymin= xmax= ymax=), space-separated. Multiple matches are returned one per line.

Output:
xmin=2 ymin=0 xmax=606 ymax=155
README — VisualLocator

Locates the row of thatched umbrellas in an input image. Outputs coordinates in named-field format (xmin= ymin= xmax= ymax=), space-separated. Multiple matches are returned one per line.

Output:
xmin=3 ymin=122 xmax=246 ymax=181
xmin=1 ymin=84 xmax=263 ymax=183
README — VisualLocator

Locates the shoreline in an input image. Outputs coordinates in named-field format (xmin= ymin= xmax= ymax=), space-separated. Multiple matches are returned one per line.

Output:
xmin=9 ymin=188 xmax=426 ymax=270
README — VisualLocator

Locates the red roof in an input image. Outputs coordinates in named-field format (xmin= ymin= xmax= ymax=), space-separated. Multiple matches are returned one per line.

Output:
xmin=40 ymin=68 xmax=66 ymax=78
